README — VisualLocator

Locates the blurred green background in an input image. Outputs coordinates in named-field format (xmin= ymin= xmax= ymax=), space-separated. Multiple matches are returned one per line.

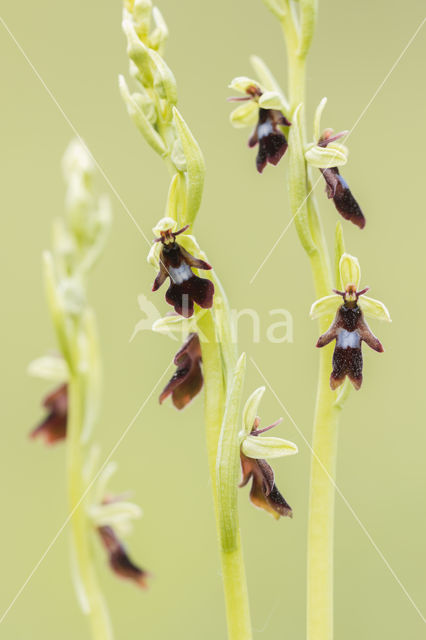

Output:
xmin=1 ymin=0 xmax=425 ymax=638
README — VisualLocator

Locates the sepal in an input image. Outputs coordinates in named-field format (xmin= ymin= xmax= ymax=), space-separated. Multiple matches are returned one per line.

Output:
xmin=241 ymin=435 xmax=298 ymax=459
xmin=152 ymin=313 xmax=196 ymax=338
xmin=229 ymin=101 xmax=258 ymax=128
xmin=361 ymin=296 xmax=391 ymax=322
xmin=258 ymin=91 xmax=285 ymax=111
xmin=310 ymin=294 xmax=341 ymax=319
xmin=339 ymin=253 xmax=361 ymax=289
xmin=27 ymin=354 xmax=68 ymax=382
xmin=250 ymin=55 xmax=289 ymax=111
xmin=305 ymin=142 xmax=348 ymax=168
xmin=241 ymin=386 xmax=265 ymax=438
xmin=228 ymin=76 xmax=261 ymax=94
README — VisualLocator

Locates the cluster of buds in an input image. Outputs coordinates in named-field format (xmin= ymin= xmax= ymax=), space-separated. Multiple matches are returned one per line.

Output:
xmin=311 ymin=253 xmax=391 ymax=390
xmin=120 ymin=0 xmax=205 ymax=227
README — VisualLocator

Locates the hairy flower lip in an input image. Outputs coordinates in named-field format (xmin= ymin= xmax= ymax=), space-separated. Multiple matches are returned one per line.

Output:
xmin=98 ymin=525 xmax=149 ymax=589
xmin=152 ymin=226 xmax=214 ymax=318
xmin=239 ymin=417 xmax=293 ymax=519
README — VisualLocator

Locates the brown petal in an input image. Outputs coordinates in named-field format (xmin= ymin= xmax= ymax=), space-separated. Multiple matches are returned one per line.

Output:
xmin=98 ymin=526 xmax=149 ymax=589
xmin=320 ymin=167 xmax=366 ymax=229
xmin=240 ymin=454 xmax=292 ymax=519
xmin=159 ymin=333 xmax=203 ymax=410
xmin=30 ymin=384 xmax=68 ymax=445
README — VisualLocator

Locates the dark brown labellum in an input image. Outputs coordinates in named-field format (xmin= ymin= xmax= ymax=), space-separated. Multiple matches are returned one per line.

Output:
xmin=152 ymin=230 xmax=214 ymax=318
xmin=317 ymin=301 xmax=383 ymax=390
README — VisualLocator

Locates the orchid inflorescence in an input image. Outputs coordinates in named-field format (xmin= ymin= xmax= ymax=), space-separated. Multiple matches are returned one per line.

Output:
xmin=29 ymin=139 xmax=147 ymax=636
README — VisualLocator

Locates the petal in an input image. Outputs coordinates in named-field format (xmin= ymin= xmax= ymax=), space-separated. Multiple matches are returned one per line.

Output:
xmin=339 ymin=253 xmax=361 ymax=289
xmin=305 ymin=142 xmax=348 ymax=168
xmin=241 ymin=387 xmax=265 ymax=437
xmin=27 ymin=355 xmax=68 ymax=382
xmin=258 ymin=91 xmax=287 ymax=112
xmin=147 ymin=241 xmax=162 ymax=267
xmin=229 ymin=101 xmax=259 ymax=128
xmin=98 ymin=526 xmax=149 ymax=589
xmin=241 ymin=435 xmax=298 ymax=459
xmin=310 ymin=294 xmax=341 ymax=319
xmin=152 ymin=313 xmax=195 ymax=337
xmin=250 ymin=55 xmax=289 ymax=111
xmin=228 ymin=76 xmax=261 ymax=94
xmin=360 ymin=296 xmax=392 ymax=322
xmin=313 ymin=97 xmax=327 ymax=142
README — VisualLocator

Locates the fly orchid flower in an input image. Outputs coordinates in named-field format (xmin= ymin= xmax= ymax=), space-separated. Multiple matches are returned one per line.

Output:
xmin=149 ymin=218 xmax=214 ymax=318
xmin=98 ymin=525 xmax=149 ymax=589
xmin=239 ymin=387 xmax=298 ymax=519
xmin=228 ymin=76 xmax=291 ymax=173
xmin=159 ymin=332 xmax=203 ymax=409
xmin=311 ymin=253 xmax=391 ymax=390
xmin=305 ymin=97 xmax=365 ymax=229
xmin=30 ymin=384 xmax=68 ymax=445
xmin=86 ymin=455 xmax=149 ymax=589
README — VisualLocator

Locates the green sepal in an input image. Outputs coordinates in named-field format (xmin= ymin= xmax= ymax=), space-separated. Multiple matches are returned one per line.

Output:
xmin=241 ymin=386 xmax=265 ymax=438
xmin=241 ymin=435 xmax=298 ymax=459
xmin=310 ymin=294 xmax=340 ymax=319
xmin=339 ymin=253 xmax=361 ymax=289
xmin=27 ymin=354 xmax=69 ymax=382
xmin=250 ymin=55 xmax=289 ymax=111
xmin=305 ymin=142 xmax=348 ymax=168
xmin=361 ymin=296 xmax=392 ymax=322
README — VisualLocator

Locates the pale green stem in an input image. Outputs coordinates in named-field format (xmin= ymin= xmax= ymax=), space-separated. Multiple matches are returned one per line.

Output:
xmin=197 ymin=312 xmax=252 ymax=640
xmin=281 ymin=6 xmax=342 ymax=640
xmin=66 ymin=322 xmax=112 ymax=640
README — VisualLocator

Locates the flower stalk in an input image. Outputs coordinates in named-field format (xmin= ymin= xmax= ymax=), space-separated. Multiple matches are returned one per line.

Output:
xmin=245 ymin=1 xmax=389 ymax=638
xmin=278 ymin=4 xmax=342 ymax=638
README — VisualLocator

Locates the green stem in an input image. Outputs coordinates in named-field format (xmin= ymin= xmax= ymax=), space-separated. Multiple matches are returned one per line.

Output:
xmin=197 ymin=312 xmax=252 ymax=640
xmin=67 ymin=358 xmax=112 ymax=639
xmin=281 ymin=5 xmax=342 ymax=639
